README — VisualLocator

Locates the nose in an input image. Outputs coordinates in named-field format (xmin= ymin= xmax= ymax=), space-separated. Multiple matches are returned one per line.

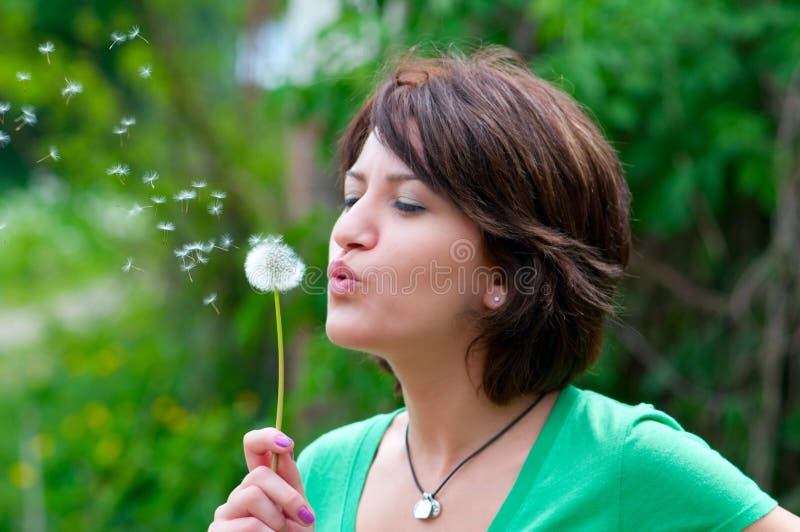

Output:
xmin=330 ymin=197 xmax=378 ymax=257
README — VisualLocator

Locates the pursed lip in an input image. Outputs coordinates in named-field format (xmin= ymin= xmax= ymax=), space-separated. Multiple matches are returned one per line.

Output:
xmin=327 ymin=260 xmax=360 ymax=282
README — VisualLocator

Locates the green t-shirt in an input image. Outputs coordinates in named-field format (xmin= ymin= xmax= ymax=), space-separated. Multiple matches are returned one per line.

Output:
xmin=297 ymin=385 xmax=777 ymax=531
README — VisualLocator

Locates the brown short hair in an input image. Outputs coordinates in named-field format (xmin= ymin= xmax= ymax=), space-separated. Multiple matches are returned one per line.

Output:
xmin=338 ymin=45 xmax=631 ymax=405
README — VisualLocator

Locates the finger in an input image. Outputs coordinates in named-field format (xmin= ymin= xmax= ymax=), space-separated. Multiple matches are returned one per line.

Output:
xmin=276 ymin=449 xmax=306 ymax=498
xmin=243 ymin=428 xmax=294 ymax=472
xmin=210 ymin=516 xmax=273 ymax=532
xmin=238 ymin=466 xmax=315 ymax=527
xmin=216 ymin=484 xmax=287 ymax=529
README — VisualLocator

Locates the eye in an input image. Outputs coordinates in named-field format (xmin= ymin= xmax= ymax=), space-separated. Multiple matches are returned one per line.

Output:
xmin=395 ymin=200 xmax=425 ymax=213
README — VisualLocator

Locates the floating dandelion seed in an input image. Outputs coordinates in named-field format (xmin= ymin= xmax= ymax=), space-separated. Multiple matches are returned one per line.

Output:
xmin=244 ymin=235 xmax=306 ymax=470
xmin=210 ymin=190 xmax=227 ymax=200
xmin=61 ymin=79 xmax=83 ymax=104
xmin=16 ymin=72 xmax=31 ymax=82
xmin=121 ymin=116 xmax=136 ymax=128
xmin=109 ymin=32 xmax=127 ymax=49
xmin=203 ymin=293 xmax=220 ymax=315
xmin=112 ymin=125 xmax=128 ymax=145
xmin=248 ymin=233 xmax=264 ymax=247
xmin=174 ymin=247 xmax=192 ymax=266
xmin=106 ymin=164 xmax=130 ymax=185
xmin=173 ymin=189 xmax=197 ymax=213
xmin=0 ymin=131 xmax=9 ymax=148
xmin=36 ymin=146 xmax=60 ymax=163
xmin=151 ymin=195 xmax=166 ymax=204
xmin=201 ymin=241 xmax=215 ymax=254
xmin=196 ymin=253 xmax=209 ymax=265
xmin=0 ymin=102 xmax=10 ymax=124
xmin=138 ymin=65 xmax=152 ymax=79
xmin=38 ymin=41 xmax=55 ymax=64
xmin=218 ymin=234 xmax=238 ymax=250
xmin=122 ymin=257 xmax=144 ymax=272
xmin=14 ymin=106 xmax=36 ymax=131
xmin=128 ymin=25 xmax=149 ymax=43
xmin=191 ymin=180 xmax=207 ymax=189
xmin=128 ymin=202 xmax=152 ymax=217
xmin=157 ymin=221 xmax=175 ymax=244
xmin=180 ymin=262 xmax=196 ymax=282
xmin=208 ymin=201 xmax=223 ymax=221
xmin=142 ymin=171 xmax=159 ymax=188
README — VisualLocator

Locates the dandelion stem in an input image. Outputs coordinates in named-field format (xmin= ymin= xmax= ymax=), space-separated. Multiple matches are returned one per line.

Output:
xmin=271 ymin=289 xmax=285 ymax=472
xmin=211 ymin=302 xmax=220 ymax=315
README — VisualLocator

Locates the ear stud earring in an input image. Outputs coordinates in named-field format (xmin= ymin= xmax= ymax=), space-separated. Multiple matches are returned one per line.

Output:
xmin=493 ymin=295 xmax=501 ymax=303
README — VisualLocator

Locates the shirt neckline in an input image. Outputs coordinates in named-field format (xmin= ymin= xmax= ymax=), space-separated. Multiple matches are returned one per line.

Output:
xmin=343 ymin=385 xmax=579 ymax=530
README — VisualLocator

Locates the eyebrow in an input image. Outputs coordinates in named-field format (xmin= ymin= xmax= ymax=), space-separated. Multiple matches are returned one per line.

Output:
xmin=345 ymin=170 xmax=419 ymax=183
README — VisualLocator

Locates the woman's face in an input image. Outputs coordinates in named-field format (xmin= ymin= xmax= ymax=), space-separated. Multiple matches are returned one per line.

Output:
xmin=326 ymin=131 xmax=500 ymax=359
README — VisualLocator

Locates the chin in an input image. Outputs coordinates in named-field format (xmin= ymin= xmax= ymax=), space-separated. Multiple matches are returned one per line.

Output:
xmin=325 ymin=317 xmax=374 ymax=351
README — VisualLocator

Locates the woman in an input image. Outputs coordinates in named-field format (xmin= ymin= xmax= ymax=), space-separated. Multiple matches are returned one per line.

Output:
xmin=210 ymin=46 xmax=799 ymax=531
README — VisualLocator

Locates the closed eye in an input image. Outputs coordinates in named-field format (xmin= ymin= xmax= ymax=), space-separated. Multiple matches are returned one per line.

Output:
xmin=340 ymin=197 xmax=425 ymax=214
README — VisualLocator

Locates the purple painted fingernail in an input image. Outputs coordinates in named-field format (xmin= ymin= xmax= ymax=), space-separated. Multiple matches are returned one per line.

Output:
xmin=298 ymin=506 xmax=315 ymax=524
xmin=275 ymin=435 xmax=293 ymax=448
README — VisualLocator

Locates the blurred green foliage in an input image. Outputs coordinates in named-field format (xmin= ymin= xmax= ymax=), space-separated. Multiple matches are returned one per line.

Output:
xmin=1 ymin=0 xmax=798 ymax=529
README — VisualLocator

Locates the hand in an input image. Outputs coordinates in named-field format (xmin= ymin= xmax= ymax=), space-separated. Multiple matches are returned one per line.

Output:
xmin=210 ymin=428 xmax=315 ymax=531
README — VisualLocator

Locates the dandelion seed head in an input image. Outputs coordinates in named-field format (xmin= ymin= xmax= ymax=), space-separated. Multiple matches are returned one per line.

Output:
xmin=38 ymin=41 xmax=55 ymax=54
xmin=208 ymin=202 xmax=223 ymax=216
xmin=151 ymin=196 xmax=166 ymax=204
xmin=157 ymin=221 xmax=175 ymax=232
xmin=210 ymin=190 xmax=227 ymax=199
xmin=0 ymin=102 xmax=10 ymax=113
xmin=16 ymin=72 xmax=31 ymax=82
xmin=203 ymin=293 xmax=217 ymax=305
xmin=138 ymin=65 xmax=152 ymax=78
xmin=244 ymin=234 xmax=306 ymax=292
xmin=0 ymin=131 xmax=9 ymax=148
xmin=121 ymin=116 xmax=136 ymax=127
xmin=106 ymin=164 xmax=130 ymax=176
xmin=191 ymin=180 xmax=207 ymax=189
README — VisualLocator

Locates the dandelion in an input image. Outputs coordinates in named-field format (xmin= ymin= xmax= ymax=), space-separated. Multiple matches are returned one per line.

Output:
xmin=180 ymin=262 xmax=195 ymax=282
xmin=128 ymin=25 xmax=149 ymax=43
xmin=157 ymin=221 xmax=175 ymax=244
xmin=142 ymin=171 xmax=159 ymax=188
xmin=122 ymin=257 xmax=144 ymax=272
xmin=121 ymin=116 xmax=136 ymax=128
xmin=0 ymin=131 xmax=9 ymax=148
xmin=106 ymin=163 xmax=130 ymax=184
xmin=0 ymin=102 xmax=10 ymax=124
xmin=196 ymin=253 xmax=209 ymax=264
xmin=151 ymin=195 xmax=166 ymax=204
xmin=138 ymin=65 xmax=152 ymax=79
xmin=61 ymin=79 xmax=83 ymax=104
xmin=38 ymin=41 xmax=55 ymax=64
xmin=173 ymin=189 xmax=197 ymax=213
xmin=208 ymin=201 xmax=223 ymax=221
xmin=191 ymin=180 xmax=207 ymax=189
xmin=203 ymin=293 xmax=220 ymax=315
xmin=14 ymin=106 xmax=36 ymax=131
xmin=174 ymin=247 xmax=192 ymax=266
xmin=16 ymin=72 xmax=31 ymax=82
xmin=109 ymin=31 xmax=127 ymax=49
xmin=36 ymin=146 xmax=60 ymax=163
xmin=244 ymin=235 xmax=306 ymax=469
xmin=112 ymin=125 xmax=128 ymax=145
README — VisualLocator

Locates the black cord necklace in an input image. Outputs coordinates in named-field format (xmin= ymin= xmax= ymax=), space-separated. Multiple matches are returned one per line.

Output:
xmin=404 ymin=393 xmax=545 ymax=520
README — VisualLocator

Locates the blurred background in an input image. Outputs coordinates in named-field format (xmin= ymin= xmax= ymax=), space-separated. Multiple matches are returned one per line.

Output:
xmin=1 ymin=0 xmax=798 ymax=529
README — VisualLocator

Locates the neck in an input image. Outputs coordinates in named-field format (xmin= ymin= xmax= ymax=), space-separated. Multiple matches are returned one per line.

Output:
xmin=378 ymin=335 xmax=540 ymax=475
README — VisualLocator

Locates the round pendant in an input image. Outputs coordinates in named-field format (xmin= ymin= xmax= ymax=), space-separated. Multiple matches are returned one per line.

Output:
xmin=413 ymin=493 xmax=441 ymax=520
